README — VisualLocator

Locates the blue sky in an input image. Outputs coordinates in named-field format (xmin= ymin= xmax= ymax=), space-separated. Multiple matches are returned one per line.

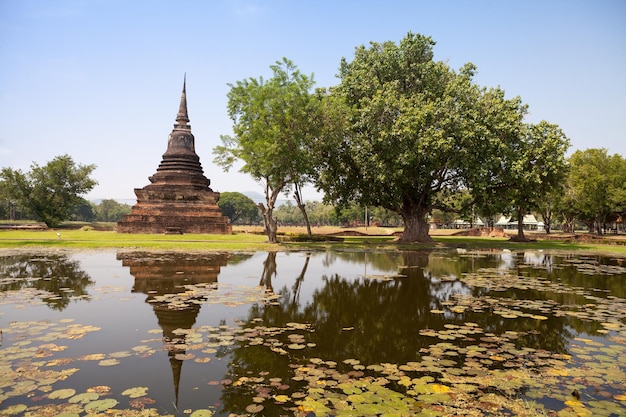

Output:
xmin=1 ymin=0 xmax=624 ymax=202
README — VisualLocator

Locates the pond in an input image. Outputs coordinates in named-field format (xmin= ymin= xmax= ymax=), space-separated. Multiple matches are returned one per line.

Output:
xmin=1 ymin=248 xmax=625 ymax=416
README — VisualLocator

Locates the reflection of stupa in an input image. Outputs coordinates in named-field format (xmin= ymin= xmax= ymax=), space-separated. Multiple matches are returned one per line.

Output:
xmin=117 ymin=77 xmax=232 ymax=234
xmin=117 ymin=251 xmax=228 ymax=406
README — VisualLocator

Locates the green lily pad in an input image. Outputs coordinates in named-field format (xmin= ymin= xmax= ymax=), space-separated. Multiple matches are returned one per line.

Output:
xmin=1 ymin=404 xmax=27 ymax=415
xmin=84 ymin=398 xmax=118 ymax=412
xmin=49 ymin=388 xmax=76 ymax=399
xmin=121 ymin=386 xmax=149 ymax=398
xmin=69 ymin=392 xmax=99 ymax=403
xmin=190 ymin=409 xmax=214 ymax=417
xmin=98 ymin=358 xmax=120 ymax=366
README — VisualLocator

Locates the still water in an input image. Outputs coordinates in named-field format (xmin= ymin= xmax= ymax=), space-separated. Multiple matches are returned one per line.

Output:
xmin=1 ymin=249 xmax=625 ymax=416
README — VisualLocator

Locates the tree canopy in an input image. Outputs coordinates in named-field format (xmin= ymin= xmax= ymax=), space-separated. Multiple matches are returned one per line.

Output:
xmin=562 ymin=148 xmax=625 ymax=234
xmin=218 ymin=192 xmax=261 ymax=225
xmin=484 ymin=121 xmax=570 ymax=240
xmin=214 ymin=58 xmax=320 ymax=242
xmin=0 ymin=154 xmax=97 ymax=227
xmin=314 ymin=32 xmax=532 ymax=242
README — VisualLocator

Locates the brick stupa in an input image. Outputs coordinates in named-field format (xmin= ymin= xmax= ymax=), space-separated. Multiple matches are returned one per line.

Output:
xmin=117 ymin=78 xmax=231 ymax=234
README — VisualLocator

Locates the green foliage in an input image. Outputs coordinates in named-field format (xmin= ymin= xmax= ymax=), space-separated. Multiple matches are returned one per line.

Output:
xmin=273 ymin=200 xmax=401 ymax=227
xmin=214 ymin=58 xmax=320 ymax=242
xmin=564 ymin=148 xmax=626 ymax=234
xmin=315 ymin=32 xmax=528 ymax=242
xmin=218 ymin=192 xmax=260 ymax=224
xmin=73 ymin=198 xmax=96 ymax=222
xmin=0 ymin=179 xmax=31 ymax=220
xmin=91 ymin=199 xmax=132 ymax=222
xmin=491 ymin=121 xmax=570 ymax=238
xmin=0 ymin=155 xmax=97 ymax=227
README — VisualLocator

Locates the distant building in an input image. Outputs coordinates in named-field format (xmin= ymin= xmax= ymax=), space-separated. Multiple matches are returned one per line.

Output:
xmin=495 ymin=215 xmax=543 ymax=231
xmin=451 ymin=218 xmax=485 ymax=229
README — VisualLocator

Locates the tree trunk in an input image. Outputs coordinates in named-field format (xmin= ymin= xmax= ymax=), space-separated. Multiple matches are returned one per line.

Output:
xmin=514 ymin=206 xmax=525 ymax=240
xmin=595 ymin=217 xmax=603 ymax=236
xmin=562 ymin=214 xmax=574 ymax=233
xmin=399 ymin=208 xmax=433 ymax=243
xmin=543 ymin=206 xmax=552 ymax=234
xmin=293 ymin=184 xmax=312 ymax=239
xmin=259 ymin=251 xmax=277 ymax=292
xmin=259 ymin=180 xmax=285 ymax=243
xmin=291 ymin=254 xmax=310 ymax=307
xmin=258 ymin=203 xmax=279 ymax=243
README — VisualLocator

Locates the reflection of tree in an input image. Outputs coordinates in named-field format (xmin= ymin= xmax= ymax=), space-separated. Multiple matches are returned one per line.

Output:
xmin=219 ymin=250 xmax=455 ymax=413
xmin=290 ymin=253 xmax=310 ymax=309
xmin=117 ymin=251 xmax=230 ymax=407
xmin=0 ymin=252 xmax=93 ymax=310
xmin=220 ymin=251 xmax=297 ymax=415
xmin=223 ymin=249 xmax=581 ymax=383
xmin=498 ymin=252 xmax=626 ymax=338
xmin=214 ymin=249 xmax=623 ymax=415
xmin=258 ymin=251 xmax=277 ymax=292
xmin=550 ymin=254 xmax=626 ymax=298
xmin=320 ymin=250 xmax=401 ymax=272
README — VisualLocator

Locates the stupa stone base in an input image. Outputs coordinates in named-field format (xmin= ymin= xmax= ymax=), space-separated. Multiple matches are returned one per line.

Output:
xmin=117 ymin=201 xmax=231 ymax=234
xmin=117 ymin=184 xmax=231 ymax=234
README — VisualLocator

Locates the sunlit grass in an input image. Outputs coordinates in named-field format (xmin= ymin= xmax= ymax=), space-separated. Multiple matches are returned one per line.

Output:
xmin=432 ymin=235 xmax=626 ymax=254
xmin=1 ymin=226 xmax=624 ymax=254
xmin=0 ymin=229 xmax=276 ymax=251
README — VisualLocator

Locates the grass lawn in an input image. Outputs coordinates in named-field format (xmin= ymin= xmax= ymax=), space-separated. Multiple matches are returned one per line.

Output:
xmin=0 ymin=229 xmax=275 ymax=251
xmin=0 ymin=223 xmax=625 ymax=255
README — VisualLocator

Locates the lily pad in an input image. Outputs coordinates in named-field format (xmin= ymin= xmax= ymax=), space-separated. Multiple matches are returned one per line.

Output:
xmin=1 ymin=404 xmax=27 ymax=415
xmin=122 ymin=386 xmax=149 ymax=398
xmin=189 ymin=410 xmax=214 ymax=417
xmin=84 ymin=398 xmax=118 ymax=412
xmin=49 ymin=388 xmax=76 ymax=399
xmin=98 ymin=358 xmax=120 ymax=366
xmin=245 ymin=404 xmax=264 ymax=413
xmin=69 ymin=392 xmax=99 ymax=403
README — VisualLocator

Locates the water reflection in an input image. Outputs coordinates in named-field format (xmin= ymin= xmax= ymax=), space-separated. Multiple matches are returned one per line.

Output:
xmin=0 ymin=249 xmax=624 ymax=416
xmin=0 ymin=252 xmax=92 ymax=310
xmin=117 ymin=251 xmax=229 ymax=406
xmin=220 ymin=250 xmax=626 ymax=415
xmin=239 ymin=250 xmax=578 ymax=365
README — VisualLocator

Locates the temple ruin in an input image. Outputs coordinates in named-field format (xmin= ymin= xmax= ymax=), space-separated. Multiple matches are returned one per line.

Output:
xmin=117 ymin=78 xmax=231 ymax=234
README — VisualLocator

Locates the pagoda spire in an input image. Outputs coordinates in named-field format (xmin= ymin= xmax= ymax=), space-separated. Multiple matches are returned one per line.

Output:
xmin=175 ymin=74 xmax=190 ymax=128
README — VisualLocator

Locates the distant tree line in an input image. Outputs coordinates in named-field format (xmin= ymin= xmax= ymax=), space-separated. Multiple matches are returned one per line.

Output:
xmin=72 ymin=199 xmax=133 ymax=223
xmin=1 ymin=150 xmax=622 ymax=233
xmin=217 ymin=192 xmax=403 ymax=227
xmin=0 ymin=193 xmax=132 ymax=224
xmin=434 ymin=148 xmax=625 ymax=234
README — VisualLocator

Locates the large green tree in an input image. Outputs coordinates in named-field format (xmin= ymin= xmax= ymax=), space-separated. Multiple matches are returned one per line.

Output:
xmin=497 ymin=121 xmax=570 ymax=240
xmin=214 ymin=58 xmax=320 ymax=243
xmin=0 ymin=154 xmax=97 ymax=227
xmin=315 ymin=33 xmax=525 ymax=242
xmin=218 ymin=192 xmax=261 ymax=225
xmin=566 ymin=148 xmax=625 ymax=235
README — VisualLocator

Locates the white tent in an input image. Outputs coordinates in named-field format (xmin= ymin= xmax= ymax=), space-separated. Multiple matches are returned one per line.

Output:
xmin=495 ymin=216 xmax=510 ymax=227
